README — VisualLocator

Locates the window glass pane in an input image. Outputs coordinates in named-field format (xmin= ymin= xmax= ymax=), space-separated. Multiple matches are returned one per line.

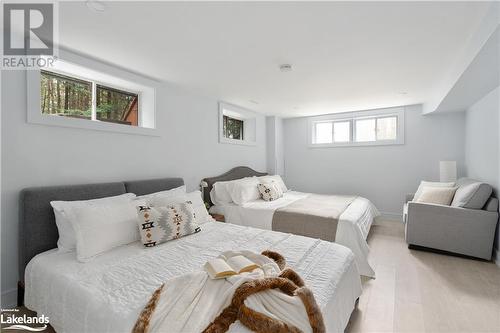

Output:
xmin=40 ymin=70 xmax=92 ymax=119
xmin=96 ymin=85 xmax=139 ymax=126
xmin=223 ymin=115 xmax=244 ymax=140
xmin=355 ymin=118 xmax=376 ymax=142
xmin=376 ymin=116 xmax=397 ymax=140
xmin=315 ymin=122 xmax=332 ymax=144
xmin=333 ymin=121 xmax=350 ymax=142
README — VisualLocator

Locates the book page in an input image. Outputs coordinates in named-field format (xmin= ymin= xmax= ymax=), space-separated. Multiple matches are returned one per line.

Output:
xmin=227 ymin=255 xmax=259 ymax=274
xmin=205 ymin=258 xmax=236 ymax=279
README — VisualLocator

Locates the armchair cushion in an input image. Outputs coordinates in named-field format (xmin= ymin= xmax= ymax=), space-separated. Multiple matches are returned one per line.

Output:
xmin=451 ymin=178 xmax=492 ymax=209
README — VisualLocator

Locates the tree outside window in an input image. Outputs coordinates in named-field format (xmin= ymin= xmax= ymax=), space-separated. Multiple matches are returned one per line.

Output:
xmin=223 ymin=115 xmax=244 ymax=140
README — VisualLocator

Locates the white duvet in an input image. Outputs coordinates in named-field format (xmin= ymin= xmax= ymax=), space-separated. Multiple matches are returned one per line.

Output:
xmin=209 ymin=191 xmax=380 ymax=277
xmin=25 ymin=220 xmax=362 ymax=333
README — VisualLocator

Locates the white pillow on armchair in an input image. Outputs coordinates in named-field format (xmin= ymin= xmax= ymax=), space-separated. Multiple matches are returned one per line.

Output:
xmin=415 ymin=187 xmax=458 ymax=206
xmin=413 ymin=181 xmax=455 ymax=201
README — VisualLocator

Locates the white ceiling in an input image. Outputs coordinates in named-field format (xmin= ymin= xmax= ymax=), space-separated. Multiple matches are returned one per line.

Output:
xmin=58 ymin=1 xmax=491 ymax=117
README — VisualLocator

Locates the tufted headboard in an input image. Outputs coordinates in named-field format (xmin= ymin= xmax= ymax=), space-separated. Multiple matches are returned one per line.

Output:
xmin=202 ymin=166 xmax=267 ymax=206
xmin=19 ymin=177 xmax=184 ymax=281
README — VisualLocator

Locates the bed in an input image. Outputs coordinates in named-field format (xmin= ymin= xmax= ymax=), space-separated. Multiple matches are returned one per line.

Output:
xmin=20 ymin=177 xmax=362 ymax=333
xmin=204 ymin=167 xmax=380 ymax=277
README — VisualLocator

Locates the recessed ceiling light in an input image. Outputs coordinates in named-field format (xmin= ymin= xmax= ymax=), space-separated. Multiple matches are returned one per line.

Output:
xmin=279 ymin=64 xmax=292 ymax=72
xmin=86 ymin=0 xmax=107 ymax=12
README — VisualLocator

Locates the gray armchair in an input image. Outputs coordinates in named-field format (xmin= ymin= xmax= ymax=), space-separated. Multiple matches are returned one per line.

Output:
xmin=404 ymin=178 xmax=499 ymax=260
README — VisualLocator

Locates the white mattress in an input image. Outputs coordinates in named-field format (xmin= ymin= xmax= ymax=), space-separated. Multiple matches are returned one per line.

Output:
xmin=25 ymin=221 xmax=362 ymax=333
xmin=210 ymin=191 xmax=379 ymax=277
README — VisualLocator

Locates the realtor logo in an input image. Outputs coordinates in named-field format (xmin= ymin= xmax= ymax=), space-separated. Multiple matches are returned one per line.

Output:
xmin=1 ymin=1 xmax=58 ymax=69
xmin=3 ymin=3 xmax=53 ymax=55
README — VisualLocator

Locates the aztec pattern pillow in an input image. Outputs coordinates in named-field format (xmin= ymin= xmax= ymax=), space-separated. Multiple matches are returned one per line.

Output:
xmin=136 ymin=202 xmax=201 ymax=247
xmin=258 ymin=182 xmax=283 ymax=201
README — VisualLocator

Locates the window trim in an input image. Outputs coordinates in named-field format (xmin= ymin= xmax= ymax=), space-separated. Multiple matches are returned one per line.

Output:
xmin=308 ymin=107 xmax=405 ymax=148
xmin=27 ymin=48 xmax=158 ymax=136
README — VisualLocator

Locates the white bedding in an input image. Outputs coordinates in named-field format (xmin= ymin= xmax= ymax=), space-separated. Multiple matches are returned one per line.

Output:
xmin=25 ymin=220 xmax=362 ymax=333
xmin=210 ymin=191 xmax=379 ymax=277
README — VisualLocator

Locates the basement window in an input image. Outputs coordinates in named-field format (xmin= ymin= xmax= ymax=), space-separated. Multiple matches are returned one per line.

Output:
xmin=27 ymin=50 xmax=157 ymax=136
xmin=219 ymin=102 xmax=257 ymax=146
xmin=223 ymin=115 xmax=244 ymax=140
xmin=310 ymin=107 xmax=404 ymax=147
xmin=41 ymin=70 xmax=139 ymax=126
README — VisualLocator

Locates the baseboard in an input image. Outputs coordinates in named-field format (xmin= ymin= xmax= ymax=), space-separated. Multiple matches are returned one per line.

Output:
xmin=378 ymin=212 xmax=403 ymax=222
xmin=1 ymin=288 xmax=17 ymax=308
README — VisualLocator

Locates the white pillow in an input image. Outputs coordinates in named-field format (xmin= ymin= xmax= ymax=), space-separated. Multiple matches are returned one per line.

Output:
xmin=186 ymin=191 xmax=210 ymax=224
xmin=50 ymin=193 xmax=136 ymax=252
xmin=148 ymin=191 xmax=210 ymax=225
xmin=414 ymin=181 xmax=455 ymax=201
xmin=227 ymin=177 xmax=260 ymax=205
xmin=135 ymin=185 xmax=186 ymax=201
xmin=209 ymin=181 xmax=234 ymax=205
xmin=259 ymin=175 xmax=288 ymax=193
xmin=415 ymin=187 xmax=458 ymax=206
xmin=70 ymin=200 xmax=140 ymax=262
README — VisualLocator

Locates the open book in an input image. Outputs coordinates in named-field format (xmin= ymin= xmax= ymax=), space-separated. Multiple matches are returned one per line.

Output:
xmin=204 ymin=255 xmax=260 ymax=279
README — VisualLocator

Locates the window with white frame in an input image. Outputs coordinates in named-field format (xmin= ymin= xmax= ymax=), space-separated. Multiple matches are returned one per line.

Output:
xmin=27 ymin=50 xmax=157 ymax=136
xmin=219 ymin=102 xmax=257 ymax=145
xmin=310 ymin=107 xmax=404 ymax=147
xmin=41 ymin=70 xmax=140 ymax=126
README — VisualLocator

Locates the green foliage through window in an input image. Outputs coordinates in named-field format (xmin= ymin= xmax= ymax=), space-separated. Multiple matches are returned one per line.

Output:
xmin=223 ymin=115 xmax=244 ymax=140
xmin=96 ymin=85 xmax=138 ymax=126
xmin=40 ymin=70 xmax=92 ymax=118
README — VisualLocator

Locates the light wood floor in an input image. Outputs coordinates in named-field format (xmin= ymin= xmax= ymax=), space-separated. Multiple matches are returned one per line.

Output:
xmin=346 ymin=219 xmax=500 ymax=333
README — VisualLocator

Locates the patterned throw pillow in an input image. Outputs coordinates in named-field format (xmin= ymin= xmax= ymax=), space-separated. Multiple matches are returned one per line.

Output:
xmin=258 ymin=183 xmax=283 ymax=201
xmin=136 ymin=202 xmax=201 ymax=247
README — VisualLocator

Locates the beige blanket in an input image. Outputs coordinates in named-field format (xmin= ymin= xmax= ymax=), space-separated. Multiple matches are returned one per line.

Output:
xmin=272 ymin=194 xmax=356 ymax=241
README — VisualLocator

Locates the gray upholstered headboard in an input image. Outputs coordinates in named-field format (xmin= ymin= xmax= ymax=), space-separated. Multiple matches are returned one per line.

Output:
xmin=19 ymin=177 xmax=184 ymax=281
xmin=202 ymin=166 xmax=267 ymax=205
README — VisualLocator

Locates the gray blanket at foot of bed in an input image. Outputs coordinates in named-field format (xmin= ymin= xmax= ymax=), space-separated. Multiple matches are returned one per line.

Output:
xmin=272 ymin=194 xmax=356 ymax=241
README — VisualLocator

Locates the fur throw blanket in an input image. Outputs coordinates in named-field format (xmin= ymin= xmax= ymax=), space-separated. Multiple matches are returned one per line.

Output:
xmin=133 ymin=250 xmax=325 ymax=333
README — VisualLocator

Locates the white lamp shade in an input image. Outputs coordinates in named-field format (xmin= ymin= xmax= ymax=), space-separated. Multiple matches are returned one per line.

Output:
xmin=440 ymin=161 xmax=457 ymax=182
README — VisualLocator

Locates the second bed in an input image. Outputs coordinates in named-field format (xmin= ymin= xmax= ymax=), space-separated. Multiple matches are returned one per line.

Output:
xmin=205 ymin=167 xmax=380 ymax=277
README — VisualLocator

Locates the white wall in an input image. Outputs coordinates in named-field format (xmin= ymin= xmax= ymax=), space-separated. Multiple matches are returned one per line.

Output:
xmin=283 ymin=105 xmax=466 ymax=216
xmin=464 ymin=86 xmax=500 ymax=259
xmin=0 ymin=69 xmax=267 ymax=306
xmin=266 ymin=116 xmax=284 ymax=175
xmin=275 ymin=117 xmax=284 ymax=176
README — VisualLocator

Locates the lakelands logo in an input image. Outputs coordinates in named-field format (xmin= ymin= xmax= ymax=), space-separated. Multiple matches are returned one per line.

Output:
xmin=1 ymin=1 xmax=58 ymax=69
xmin=1 ymin=308 xmax=49 ymax=331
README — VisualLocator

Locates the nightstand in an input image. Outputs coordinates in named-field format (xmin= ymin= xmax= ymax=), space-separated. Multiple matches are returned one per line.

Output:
xmin=210 ymin=213 xmax=225 ymax=222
